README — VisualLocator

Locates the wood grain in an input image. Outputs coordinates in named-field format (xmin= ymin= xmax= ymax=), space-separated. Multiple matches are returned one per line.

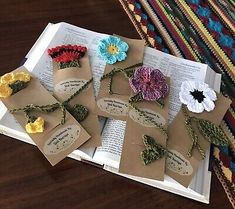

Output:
xmin=0 ymin=1 xmax=232 ymax=208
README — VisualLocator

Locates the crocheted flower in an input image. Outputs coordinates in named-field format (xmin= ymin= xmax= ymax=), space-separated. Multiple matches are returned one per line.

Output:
xmin=25 ymin=117 xmax=45 ymax=134
xmin=0 ymin=71 xmax=31 ymax=98
xmin=48 ymin=45 xmax=87 ymax=61
xmin=129 ymin=67 xmax=169 ymax=101
xmin=14 ymin=72 xmax=31 ymax=82
xmin=98 ymin=36 xmax=129 ymax=64
xmin=179 ymin=80 xmax=217 ymax=113
xmin=1 ymin=72 xmax=15 ymax=84
xmin=53 ymin=51 xmax=82 ymax=63
xmin=0 ymin=83 xmax=13 ymax=98
xmin=48 ymin=45 xmax=87 ymax=69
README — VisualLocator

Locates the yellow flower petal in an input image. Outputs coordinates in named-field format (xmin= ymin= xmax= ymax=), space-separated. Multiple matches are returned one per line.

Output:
xmin=1 ymin=73 xmax=15 ymax=84
xmin=0 ymin=83 xmax=13 ymax=98
xmin=25 ymin=117 xmax=45 ymax=134
xmin=14 ymin=72 xmax=31 ymax=82
xmin=25 ymin=123 xmax=37 ymax=133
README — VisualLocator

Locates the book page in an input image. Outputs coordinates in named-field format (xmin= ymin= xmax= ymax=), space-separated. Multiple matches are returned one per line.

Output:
xmin=93 ymin=119 xmax=126 ymax=169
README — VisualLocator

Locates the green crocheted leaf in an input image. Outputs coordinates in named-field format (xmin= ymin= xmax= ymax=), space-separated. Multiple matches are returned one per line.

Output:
xmin=141 ymin=135 xmax=166 ymax=165
xmin=65 ymin=104 xmax=88 ymax=122
xmin=59 ymin=60 xmax=80 ymax=69
xmin=9 ymin=80 xmax=29 ymax=95
xmin=197 ymin=119 xmax=229 ymax=146
xmin=141 ymin=149 xmax=161 ymax=165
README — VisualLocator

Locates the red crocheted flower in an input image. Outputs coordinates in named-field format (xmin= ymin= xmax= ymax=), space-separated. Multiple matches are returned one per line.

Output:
xmin=48 ymin=45 xmax=87 ymax=63
xmin=53 ymin=51 xmax=82 ymax=63
xmin=129 ymin=66 xmax=169 ymax=101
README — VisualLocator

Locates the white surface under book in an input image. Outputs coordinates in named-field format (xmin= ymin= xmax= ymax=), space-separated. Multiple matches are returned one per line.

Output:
xmin=0 ymin=22 xmax=222 ymax=203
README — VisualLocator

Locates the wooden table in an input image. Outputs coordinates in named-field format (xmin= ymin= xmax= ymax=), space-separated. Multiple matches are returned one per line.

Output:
xmin=0 ymin=1 xmax=232 ymax=208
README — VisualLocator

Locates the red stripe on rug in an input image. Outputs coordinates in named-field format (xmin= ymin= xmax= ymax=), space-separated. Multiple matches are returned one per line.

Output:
xmin=149 ymin=0 xmax=195 ymax=61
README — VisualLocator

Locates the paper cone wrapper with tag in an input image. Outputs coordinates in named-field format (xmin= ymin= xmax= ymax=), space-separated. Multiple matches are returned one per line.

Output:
xmin=53 ymin=53 xmax=101 ymax=148
xmin=96 ymin=36 xmax=145 ymax=120
xmin=119 ymin=78 xmax=170 ymax=181
xmin=166 ymin=94 xmax=231 ymax=187
xmin=1 ymin=67 xmax=90 ymax=165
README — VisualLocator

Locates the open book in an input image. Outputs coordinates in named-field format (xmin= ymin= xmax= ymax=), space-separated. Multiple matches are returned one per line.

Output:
xmin=0 ymin=22 xmax=222 ymax=203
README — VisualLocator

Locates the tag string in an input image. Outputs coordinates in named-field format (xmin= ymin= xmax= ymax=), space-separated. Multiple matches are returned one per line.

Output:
xmin=10 ymin=78 xmax=93 ymax=125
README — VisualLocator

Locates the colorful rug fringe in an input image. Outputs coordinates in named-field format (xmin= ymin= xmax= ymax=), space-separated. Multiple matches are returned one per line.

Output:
xmin=119 ymin=0 xmax=235 ymax=206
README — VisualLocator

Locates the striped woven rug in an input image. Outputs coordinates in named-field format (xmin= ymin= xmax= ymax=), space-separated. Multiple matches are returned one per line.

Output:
xmin=119 ymin=0 xmax=235 ymax=207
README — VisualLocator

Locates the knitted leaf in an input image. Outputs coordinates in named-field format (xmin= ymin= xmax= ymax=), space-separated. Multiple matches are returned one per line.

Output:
xmin=197 ymin=119 xmax=229 ymax=146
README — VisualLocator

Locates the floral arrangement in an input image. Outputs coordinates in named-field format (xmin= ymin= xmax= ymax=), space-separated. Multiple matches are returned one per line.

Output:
xmin=48 ymin=45 xmax=87 ymax=69
xmin=179 ymin=80 xmax=228 ymax=159
xmin=0 ymin=71 xmax=31 ymax=98
xmin=98 ymin=36 xmax=129 ymax=64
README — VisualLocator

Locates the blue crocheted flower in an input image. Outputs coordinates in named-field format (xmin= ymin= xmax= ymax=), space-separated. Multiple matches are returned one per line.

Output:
xmin=98 ymin=36 xmax=129 ymax=64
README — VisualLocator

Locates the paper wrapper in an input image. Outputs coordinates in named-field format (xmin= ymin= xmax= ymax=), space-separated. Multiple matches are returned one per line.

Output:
xmin=53 ymin=53 xmax=101 ymax=148
xmin=1 ymin=67 xmax=90 ymax=166
xmin=96 ymin=36 xmax=145 ymax=120
xmin=166 ymin=94 xmax=231 ymax=187
xmin=119 ymin=78 xmax=170 ymax=180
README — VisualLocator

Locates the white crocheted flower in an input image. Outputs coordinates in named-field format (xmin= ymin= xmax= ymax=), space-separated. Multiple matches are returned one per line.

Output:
xmin=179 ymin=81 xmax=217 ymax=113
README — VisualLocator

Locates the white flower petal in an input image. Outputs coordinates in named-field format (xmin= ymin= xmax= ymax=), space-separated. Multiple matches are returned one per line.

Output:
xmin=179 ymin=91 xmax=194 ymax=105
xmin=202 ymin=97 xmax=215 ymax=112
xmin=203 ymin=88 xmax=217 ymax=101
xmin=196 ymin=82 xmax=208 ymax=91
xmin=187 ymin=100 xmax=204 ymax=113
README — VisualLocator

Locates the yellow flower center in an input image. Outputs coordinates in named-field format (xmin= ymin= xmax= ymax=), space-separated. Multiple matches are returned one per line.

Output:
xmin=107 ymin=44 xmax=119 ymax=55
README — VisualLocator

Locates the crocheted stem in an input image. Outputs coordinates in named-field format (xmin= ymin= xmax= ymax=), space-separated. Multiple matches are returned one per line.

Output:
xmin=10 ymin=78 xmax=93 ymax=126
xmin=182 ymin=105 xmax=206 ymax=159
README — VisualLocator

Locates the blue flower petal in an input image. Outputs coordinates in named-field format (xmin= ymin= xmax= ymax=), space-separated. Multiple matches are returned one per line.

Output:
xmin=108 ymin=36 xmax=120 ymax=45
xmin=106 ymin=55 xmax=117 ymax=64
xmin=116 ymin=52 xmax=127 ymax=61
xmin=100 ymin=38 xmax=110 ymax=46
xmin=98 ymin=43 xmax=107 ymax=52
xmin=117 ymin=40 xmax=129 ymax=52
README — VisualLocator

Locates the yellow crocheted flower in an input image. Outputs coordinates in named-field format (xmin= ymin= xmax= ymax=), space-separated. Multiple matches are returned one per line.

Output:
xmin=25 ymin=117 xmax=45 ymax=134
xmin=0 ymin=83 xmax=13 ymax=98
xmin=0 ymin=72 xmax=15 ymax=84
xmin=14 ymin=72 xmax=31 ymax=82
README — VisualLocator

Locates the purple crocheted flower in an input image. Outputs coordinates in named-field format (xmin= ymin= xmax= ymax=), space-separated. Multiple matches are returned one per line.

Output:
xmin=129 ymin=67 xmax=169 ymax=101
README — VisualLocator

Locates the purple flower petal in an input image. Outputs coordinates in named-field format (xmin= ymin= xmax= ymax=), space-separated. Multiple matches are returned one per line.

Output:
xmin=142 ymin=88 xmax=162 ymax=101
xmin=129 ymin=66 xmax=169 ymax=101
